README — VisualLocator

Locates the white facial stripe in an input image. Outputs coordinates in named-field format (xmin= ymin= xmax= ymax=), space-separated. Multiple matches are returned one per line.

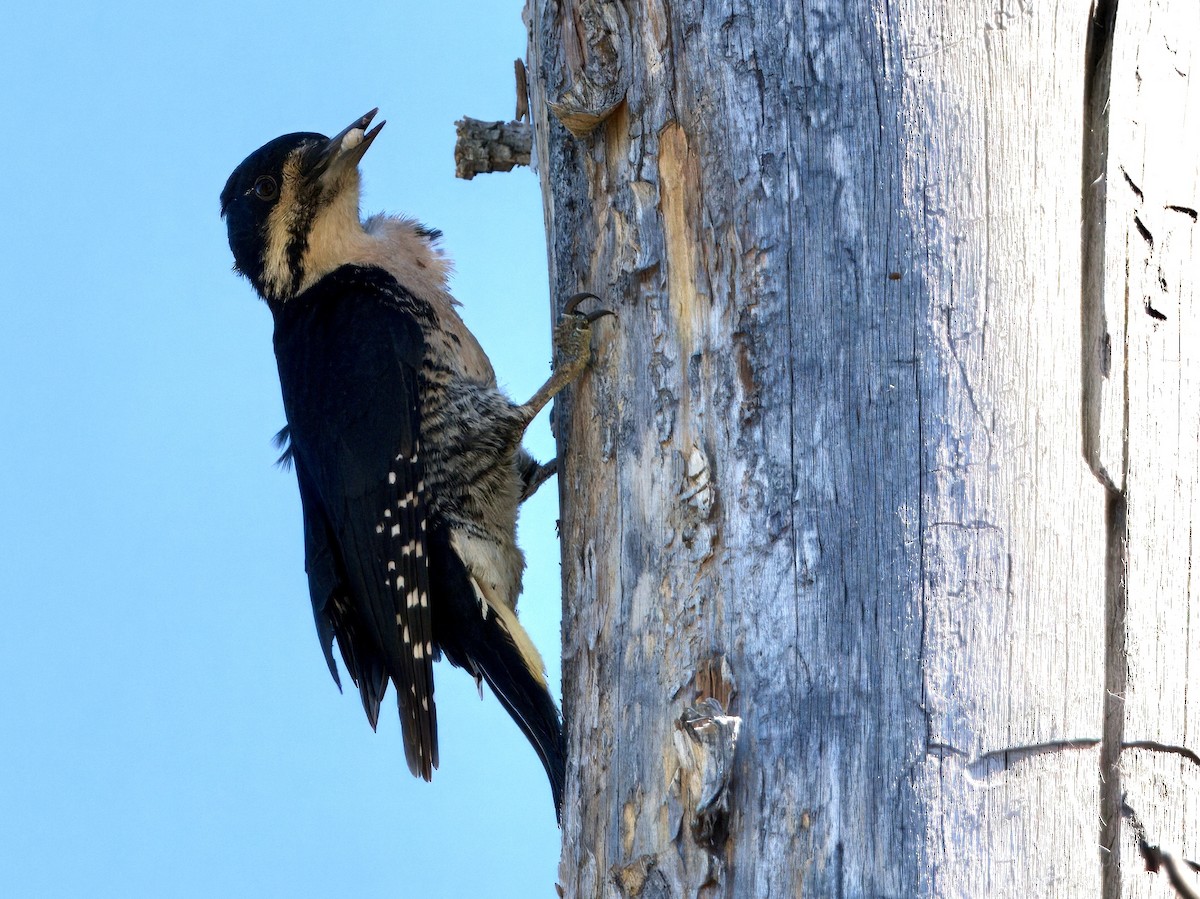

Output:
xmin=261 ymin=154 xmax=308 ymax=300
xmin=254 ymin=146 xmax=377 ymax=302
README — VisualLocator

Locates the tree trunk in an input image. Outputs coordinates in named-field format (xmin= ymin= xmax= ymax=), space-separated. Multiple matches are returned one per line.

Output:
xmin=522 ymin=0 xmax=1199 ymax=895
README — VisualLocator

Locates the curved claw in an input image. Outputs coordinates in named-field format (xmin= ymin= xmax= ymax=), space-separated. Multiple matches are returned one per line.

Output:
xmin=564 ymin=291 xmax=605 ymax=316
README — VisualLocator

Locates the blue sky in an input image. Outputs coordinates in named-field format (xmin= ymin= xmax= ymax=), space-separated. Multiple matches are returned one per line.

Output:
xmin=1 ymin=3 xmax=565 ymax=895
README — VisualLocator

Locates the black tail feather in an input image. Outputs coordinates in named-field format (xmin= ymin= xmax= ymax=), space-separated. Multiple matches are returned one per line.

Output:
xmin=427 ymin=524 xmax=566 ymax=819
xmin=466 ymin=617 xmax=566 ymax=815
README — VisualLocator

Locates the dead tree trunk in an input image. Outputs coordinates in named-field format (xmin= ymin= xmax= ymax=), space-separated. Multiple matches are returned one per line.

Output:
xmin=522 ymin=0 xmax=1199 ymax=895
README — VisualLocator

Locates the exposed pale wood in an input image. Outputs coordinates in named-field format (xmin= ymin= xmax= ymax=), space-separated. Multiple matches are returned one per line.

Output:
xmin=1123 ymin=752 xmax=1200 ymax=898
xmin=1097 ymin=1 xmax=1200 ymax=896
xmin=520 ymin=0 xmax=1198 ymax=895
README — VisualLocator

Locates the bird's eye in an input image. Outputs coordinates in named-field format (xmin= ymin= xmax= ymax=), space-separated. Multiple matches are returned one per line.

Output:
xmin=252 ymin=176 xmax=278 ymax=201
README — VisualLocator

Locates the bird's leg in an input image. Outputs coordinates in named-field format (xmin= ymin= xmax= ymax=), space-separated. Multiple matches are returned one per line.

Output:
xmin=504 ymin=294 xmax=612 ymax=487
xmin=516 ymin=294 xmax=612 ymax=424
xmin=517 ymin=455 xmax=558 ymax=503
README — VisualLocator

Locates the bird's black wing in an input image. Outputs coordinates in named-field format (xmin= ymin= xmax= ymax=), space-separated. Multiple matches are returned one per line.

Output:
xmin=272 ymin=265 xmax=438 ymax=779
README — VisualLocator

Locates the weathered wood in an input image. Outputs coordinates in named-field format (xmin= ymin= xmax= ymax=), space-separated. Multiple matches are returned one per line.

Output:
xmin=1133 ymin=821 xmax=1200 ymax=899
xmin=453 ymin=117 xmax=531 ymax=180
xmin=515 ymin=58 xmax=530 ymax=122
xmin=1092 ymin=1 xmax=1200 ymax=896
xmin=521 ymin=0 xmax=1197 ymax=895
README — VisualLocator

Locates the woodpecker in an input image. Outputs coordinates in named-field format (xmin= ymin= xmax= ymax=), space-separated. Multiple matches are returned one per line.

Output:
xmin=220 ymin=109 xmax=606 ymax=815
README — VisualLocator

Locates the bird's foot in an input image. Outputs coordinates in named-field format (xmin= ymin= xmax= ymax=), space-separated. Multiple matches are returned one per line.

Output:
xmin=517 ymin=292 xmax=614 ymax=426
xmin=552 ymin=292 xmax=614 ymax=383
xmin=519 ymin=457 xmax=558 ymax=503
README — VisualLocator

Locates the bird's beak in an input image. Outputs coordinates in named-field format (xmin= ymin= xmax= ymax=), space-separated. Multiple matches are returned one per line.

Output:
xmin=312 ymin=108 xmax=385 ymax=180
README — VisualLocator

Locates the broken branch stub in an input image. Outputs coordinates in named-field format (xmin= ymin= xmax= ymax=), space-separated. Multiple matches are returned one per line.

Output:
xmin=453 ymin=117 xmax=532 ymax=180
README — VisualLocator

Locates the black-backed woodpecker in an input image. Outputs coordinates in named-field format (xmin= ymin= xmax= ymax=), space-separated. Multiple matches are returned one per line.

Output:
xmin=220 ymin=109 xmax=606 ymax=815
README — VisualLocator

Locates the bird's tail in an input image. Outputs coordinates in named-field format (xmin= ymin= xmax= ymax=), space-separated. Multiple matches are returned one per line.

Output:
xmin=465 ymin=591 xmax=567 ymax=816
xmin=428 ymin=527 xmax=566 ymax=818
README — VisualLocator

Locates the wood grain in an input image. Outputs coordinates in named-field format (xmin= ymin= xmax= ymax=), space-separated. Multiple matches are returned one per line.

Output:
xmin=1097 ymin=1 xmax=1200 ymax=896
xmin=520 ymin=0 xmax=1197 ymax=894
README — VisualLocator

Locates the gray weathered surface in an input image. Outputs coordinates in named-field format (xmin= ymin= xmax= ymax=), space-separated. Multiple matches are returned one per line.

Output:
xmin=453 ymin=117 xmax=532 ymax=180
xmin=521 ymin=0 xmax=1197 ymax=895
xmin=1089 ymin=1 xmax=1200 ymax=896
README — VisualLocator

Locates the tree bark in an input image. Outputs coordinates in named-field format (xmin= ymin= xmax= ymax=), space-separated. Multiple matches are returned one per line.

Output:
xmin=522 ymin=0 xmax=1199 ymax=895
xmin=453 ymin=117 xmax=532 ymax=180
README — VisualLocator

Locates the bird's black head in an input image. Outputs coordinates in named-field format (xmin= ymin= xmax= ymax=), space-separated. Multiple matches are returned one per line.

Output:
xmin=220 ymin=109 xmax=385 ymax=305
